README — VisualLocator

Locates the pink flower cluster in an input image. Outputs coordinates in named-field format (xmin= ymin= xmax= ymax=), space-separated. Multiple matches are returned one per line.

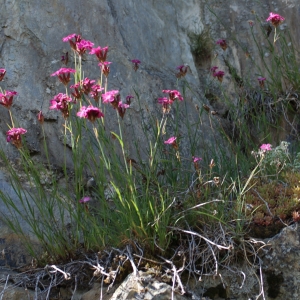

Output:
xmin=90 ymin=46 xmax=109 ymax=62
xmin=176 ymin=65 xmax=189 ymax=78
xmin=158 ymin=90 xmax=183 ymax=113
xmin=102 ymin=90 xmax=131 ymax=119
xmin=211 ymin=67 xmax=225 ymax=82
xmin=77 ymin=105 xmax=104 ymax=122
xmin=51 ymin=68 xmax=76 ymax=86
xmin=266 ymin=12 xmax=285 ymax=27
xmin=6 ymin=128 xmax=27 ymax=149
xmin=216 ymin=39 xmax=227 ymax=51
xmin=0 ymin=69 xmax=6 ymax=81
xmin=193 ymin=156 xmax=202 ymax=170
xmin=131 ymin=59 xmax=141 ymax=71
xmin=62 ymin=34 xmax=94 ymax=56
xmin=257 ymin=76 xmax=266 ymax=88
xmin=0 ymin=90 xmax=18 ymax=109
xmin=164 ymin=136 xmax=178 ymax=150
xmin=98 ymin=61 xmax=111 ymax=78
xmin=49 ymin=93 xmax=73 ymax=119
xmin=260 ymin=144 xmax=272 ymax=152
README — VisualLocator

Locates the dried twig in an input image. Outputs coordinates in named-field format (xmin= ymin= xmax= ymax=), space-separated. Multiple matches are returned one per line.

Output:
xmin=169 ymin=226 xmax=231 ymax=250
xmin=48 ymin=265 xmax=71 ymax=280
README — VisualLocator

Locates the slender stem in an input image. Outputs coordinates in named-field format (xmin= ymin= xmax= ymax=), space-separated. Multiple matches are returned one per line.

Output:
xmin=8 ymin=110 xmax=14 ymax=127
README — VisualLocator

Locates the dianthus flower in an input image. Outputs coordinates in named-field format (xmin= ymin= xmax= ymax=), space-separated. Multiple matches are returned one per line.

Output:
xmin=216 ymin=39 xmax=227 ymax=51
xmin=6 ymin=127 xmax=27 ymax=149
xmin=98 ymin=61 xmax=111 ymax=77
xmin=76 ymin=105 xmax=104 ymax=122
xmin=62 ymin=34 xmax=94 ymax=56
xmin=62 ymin=34 xmax=81 ymax=48
xmin=162 ymin=90 xmax=183 ymax=101
xmin=213 ymin=70 xmax=225 ymax=82
xmin=117 ymin=102 xmax=130 ymax=119
xmin=90 ymin=46 xmax=109 ymax=62
xmin=193 ymin=156 xmax=202 ymax=163
xmin=0 ymin=90 xmax=18 ymax=109
xmin=266 ymin=12 xmax=285 ymax=27
xmin=260 ymin=143 xmax=272 ymax=151
xmin=0 ymin=69 xmax=6 ymax=81
xmin=102 ymin=90 xmax=120 ymax=109
xmin=37 ymin=111 xmax=44 ymax=124
xmin=164 ymin=136 xmax=178 ymax=150
xmin=158 ymin=97 xmax=173 ymax=114
xmin=70 ymin=83 xmax=83 ymax=100
xmin=131 ymin=59 xmax=141 ymax=71
xmin=51 ymin=68 xmax=76 ymax=86
xmin=81 ymin=78 xmax=96 ymax=95
xmin=49 ymin=93 xmax=73 ymax=119
xmin=176 ymin=64 xmax=188 ymax=78
xmin=79 ymin=196 xmax=91 ymax=203
xmin=90 ymin=84 xmax=104 ymax=102
xmin=210 ymin=66 xmax=218 ymax=73
xmin=76 ymin=39 xmax=94 ymax=56
xmin=193 ymin=156 xmax=202 ymax=170
xmin=257 ymin=76 xmax=266 ymax=88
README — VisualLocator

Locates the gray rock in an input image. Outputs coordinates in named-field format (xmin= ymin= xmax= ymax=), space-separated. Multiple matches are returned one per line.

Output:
xmin=109 ymin=271 xmax=188 ymax=300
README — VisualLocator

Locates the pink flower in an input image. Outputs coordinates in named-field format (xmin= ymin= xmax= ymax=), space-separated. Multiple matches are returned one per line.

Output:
xmin=213 ymin=71 xmax=225 ymax=82
xmin=62 ymin=34 xmax=94 ymax=56
xmin=102 ymin=90 xmax=120 ymax=109
xmin=90 ymin=46 xmax=109 ymax=62
xmin=76 ymin=40 xmax=94 ymax=56
xmin=158 ymin=97 xmax=173 ymax=114
xmin=98 ymin=61 xmax=111 ymax=77
xmin=257 ymin=77 xmax=266 ymax=88
xmin=193 ymin=156 xmax=202 ymax=170
xmin=0 ymin=69 xmax=6 ymax=81
xmin=176 ymin=64 xmax=188 ymax=78
xmin=117 ymin=102 xmax=130 ymax=119
xmin=260 ymin=144 xmax=272 ymax=151
xmin=62 ymin=33 xmax=78 ymax=42
xmin=6 ymin=127 xmax=27 ymax=149
xmin=193 ymin=156 xmax=202 ymax=163
xmin=79 ymin=197 xmax=91 ymax=203
xmin=216 ymin=39 xmax=227 ymax=51
xmin=81 ymin=78 xmax=96 ymax=95
xmin=266 ymin=12 xmax=285 ymax=27
xmin=51 ymin=68 xmax=76 ymax=86
xmin=0 ymin=91 xmax=18 ymax=109
xmin=162 ymin=90 xmax=183 ymax=101
xmin=90 ymin=84 xmax=104 ymax=102
xmin=164 ymin=136 xmax=178 ymax=150
xmin=49 ymin=93 xmax=73 ymax=119
xmin=37 ymin=111 xmax=44 ymax=124
xmin=131 ymin=59 xmax=141 ymax=71
xmin=70 ymin=83 xmax=83 ymax=100
xmin=210 ymin=66 xmax=218 ymax=73
xmin=62 ymin=34 xmax=82 ymax=51
xmin=77 ymin=105 xmax=104 ymax=122
xmin=164 ymin=136 xmax=177 ymax=144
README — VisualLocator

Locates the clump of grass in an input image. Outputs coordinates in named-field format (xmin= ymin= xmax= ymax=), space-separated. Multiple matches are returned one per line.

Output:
xmin=0 ymin=34 xmax=230 ymax=264
xmin=188 ymin=27 xmax=214 ymax=63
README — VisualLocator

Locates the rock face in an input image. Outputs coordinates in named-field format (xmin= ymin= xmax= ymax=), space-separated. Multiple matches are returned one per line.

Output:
xmin=0 ymin=0 xmax=299 ymax=163
xmin=261 ymin=224 xmax=300 ymax=300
